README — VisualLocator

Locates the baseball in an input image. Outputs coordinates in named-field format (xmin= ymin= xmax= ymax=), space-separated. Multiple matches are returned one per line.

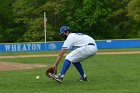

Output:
xmin=36 ymin=76 xmax=40 ymax=79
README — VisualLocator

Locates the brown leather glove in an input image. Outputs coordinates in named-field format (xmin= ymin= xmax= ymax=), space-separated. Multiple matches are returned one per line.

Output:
xmin=46 ymin=67 xmax=57 ymax=78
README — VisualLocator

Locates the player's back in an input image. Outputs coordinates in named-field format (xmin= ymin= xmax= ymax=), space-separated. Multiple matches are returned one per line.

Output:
xmin=67 ymin=33 xmax=96 ymax=47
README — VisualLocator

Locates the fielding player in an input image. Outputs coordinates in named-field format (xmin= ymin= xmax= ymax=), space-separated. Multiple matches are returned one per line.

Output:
xmin=50 ymin=26 xmax=97 ymax=83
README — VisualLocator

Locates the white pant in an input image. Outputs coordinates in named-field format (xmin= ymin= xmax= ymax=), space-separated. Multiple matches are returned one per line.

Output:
xmin=65 ymin=45 xmax=97 ymax=62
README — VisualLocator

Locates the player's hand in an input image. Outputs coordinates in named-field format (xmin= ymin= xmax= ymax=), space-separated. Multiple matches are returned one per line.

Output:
xmin=52 ymin=64 xmax=57 ymax=69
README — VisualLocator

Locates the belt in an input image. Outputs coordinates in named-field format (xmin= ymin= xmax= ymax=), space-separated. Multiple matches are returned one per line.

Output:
xmin=74 ymin=43 xmax=95 ymax=48
xmin=88 ymin=43 xmax=95 ymax=46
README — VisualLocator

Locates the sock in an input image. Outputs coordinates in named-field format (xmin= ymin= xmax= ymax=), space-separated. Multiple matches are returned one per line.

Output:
xmin=59 ymin=59 xmax=71 ymax=78
xmin=73 ymin=62 xmax=86 ymax=78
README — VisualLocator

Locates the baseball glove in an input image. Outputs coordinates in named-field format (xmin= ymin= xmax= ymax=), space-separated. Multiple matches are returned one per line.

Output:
xmin=46 ymin=67 xmax=57 ymax=78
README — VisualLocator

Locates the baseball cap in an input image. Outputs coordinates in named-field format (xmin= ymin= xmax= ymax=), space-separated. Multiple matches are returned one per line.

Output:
xmin=59 ymin=26 xmax=70 ymax=35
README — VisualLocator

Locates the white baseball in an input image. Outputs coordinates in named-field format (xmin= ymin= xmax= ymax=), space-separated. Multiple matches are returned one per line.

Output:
xmin=36 ymin=76 xmax=40 ymax=79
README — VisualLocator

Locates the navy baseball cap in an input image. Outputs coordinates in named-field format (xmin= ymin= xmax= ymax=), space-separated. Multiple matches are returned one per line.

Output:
xmin=59 ymin=26 xmax=70 ymax=35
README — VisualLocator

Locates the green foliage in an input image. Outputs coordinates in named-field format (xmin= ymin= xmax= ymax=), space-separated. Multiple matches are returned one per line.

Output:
xmin=127 ymin=0 xmax=140 ymax=21
xmin=12 ymin=0 xmax=41 ymax=42
xmin=70 ymin=0 xmax=139 ymax=39
xmin=127 ymin=0 xmax=140 ymax=37
xmin=0 ymin=0 xmax=140 ymax=42
xmin=0 ymin=0 xmax=15 ymax=42
xmin=71 ymin=0 xmax=111 ymax=38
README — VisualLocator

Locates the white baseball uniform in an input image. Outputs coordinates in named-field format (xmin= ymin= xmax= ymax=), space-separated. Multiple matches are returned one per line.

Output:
xmin=62 ymin=33 xmax=97 ymax=62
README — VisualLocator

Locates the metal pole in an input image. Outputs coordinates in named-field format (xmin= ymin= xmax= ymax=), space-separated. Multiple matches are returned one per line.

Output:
xmin=44 ymin=12 xmax=47 ymax=51
xmin=44 ymin=12 xmax=47 ymax=43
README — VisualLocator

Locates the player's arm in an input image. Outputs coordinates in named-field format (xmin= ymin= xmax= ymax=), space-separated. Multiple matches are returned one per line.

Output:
xmin=53 ymin=48 xmax=66 ymax=68
xmin=53 ymin=35 xmax=71 ymax=68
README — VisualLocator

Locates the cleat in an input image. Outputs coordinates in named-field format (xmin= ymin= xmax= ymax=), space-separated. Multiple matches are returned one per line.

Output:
xmin=48 ymin=73 xmax=63 ymax=83
xmin=79 ymin=77 xmax=89 ymax=81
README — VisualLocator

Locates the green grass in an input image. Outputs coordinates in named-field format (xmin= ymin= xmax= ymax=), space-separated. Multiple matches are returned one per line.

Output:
xmin=0 ymin=57 xmax=56 ymax=64
xmin=0 ymin=50 xmax=60 ymax=56
xmin=0 ymin=49 xmax=140 ymax=93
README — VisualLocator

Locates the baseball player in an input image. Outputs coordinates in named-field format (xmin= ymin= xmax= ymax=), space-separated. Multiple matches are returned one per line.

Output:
xmin=50 ymin=26 xmax=97 ymax=83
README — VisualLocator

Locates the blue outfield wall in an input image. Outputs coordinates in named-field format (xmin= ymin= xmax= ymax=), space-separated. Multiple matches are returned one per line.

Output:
xmin=0 ymin=42 xmax=63 ymax=52
xmin=0 ymin=39 xmax=140 ymax=53
xmin=96 ymin=39 xmax=140 ymax=49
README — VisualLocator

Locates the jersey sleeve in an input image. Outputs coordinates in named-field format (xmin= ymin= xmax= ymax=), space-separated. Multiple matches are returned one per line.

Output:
xmin=62 ymin=35 xmax=73 ymax=49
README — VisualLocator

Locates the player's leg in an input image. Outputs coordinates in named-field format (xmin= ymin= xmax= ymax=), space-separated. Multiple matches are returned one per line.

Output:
xmin=66 ymin=46 xmax=96 ymax=81
xmin=73 ymin=62 xmax=88 ymax=81
xmin=59 ymin=59 xmax=71 ymax=78
xmin=50 ymin=46 xmax=96 ymax=83
xmin=65 ymin=45 xmax=97 ymax=62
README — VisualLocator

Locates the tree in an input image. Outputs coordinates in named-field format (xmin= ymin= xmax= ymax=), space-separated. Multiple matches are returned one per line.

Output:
xmin=0 ymin=0 xmax=20 ymax=42
xmin=12 ymin=0 xmax=47 ymax=42
xmin=127 ymin=0 xmax=140 ymax=37
xmin=70 ymin=0 xmax=113 ymax=39
xmin=70 ymin=0 xmax=139 ymax=39
xmin=1 ymin=0 xmax=139 ymax=43
xmin=127 ymin=0 xmax=140 ymax=21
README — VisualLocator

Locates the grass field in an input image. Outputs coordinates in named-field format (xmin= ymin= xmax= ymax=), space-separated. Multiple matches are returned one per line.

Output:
xmin=0 ymin=48 xmax=140 ymax=93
